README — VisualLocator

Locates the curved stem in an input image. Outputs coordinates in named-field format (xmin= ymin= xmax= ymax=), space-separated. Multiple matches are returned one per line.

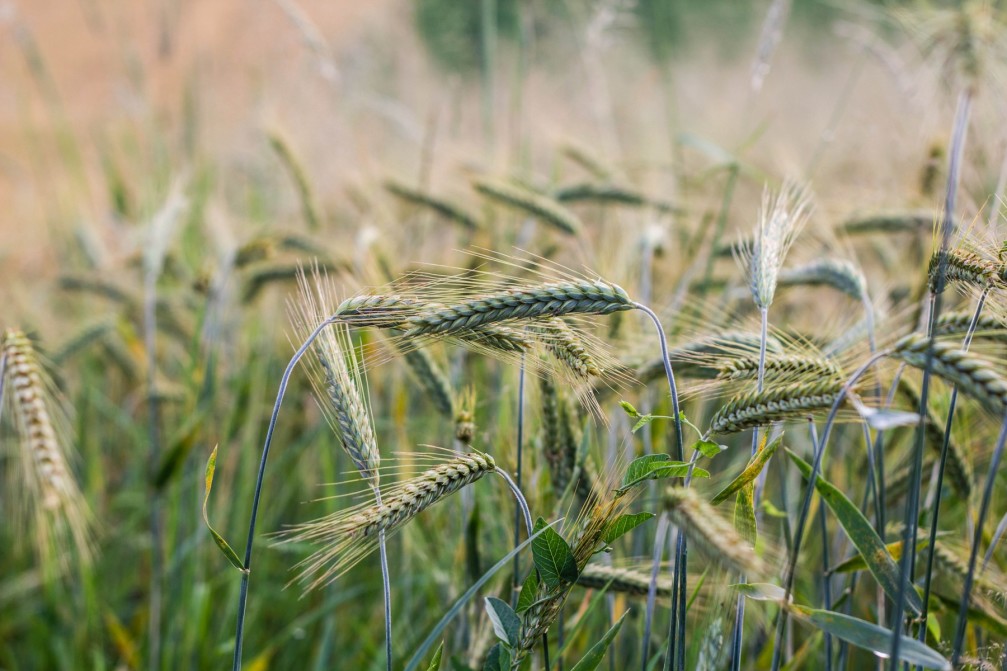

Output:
xmin=495 ymin=469 xmax=533 ymax=537
xmin=512 ymin=357 xmax=526 ymax=608
xmin=770 ymin=351 xmax=888 ymax=671
xmin=632 ymin=302 xmax=686 ymax=669
xmin=918 ymin=287 xmax=988 ymax=646
xmin=232 ymin=314 xmax=340 ymax=671
xmin=951 ymin=412 xmax=1007 ymax=665
xmin=810 ymin=421 xmax=833 ymax=671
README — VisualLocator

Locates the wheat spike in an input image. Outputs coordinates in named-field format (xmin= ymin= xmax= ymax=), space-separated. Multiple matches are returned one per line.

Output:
xmin=399 ymin=346 xmax=455 ymax=420
xmin=473 ymin=176 xmax=583 ymax=235
xmin=718 ymin=353 xmax=842 ymax=383
xmin=935 ymin=311 xmax=1007 ymax=341
xmin=531 ymin=318 xmax=601 ymax=378
xmin=284 ymin=451 xmax=495 ymax=589
xmin=402 ymin=279 xmax=633 ymax=337
xmin=576 ymin=563 xmax=672 ymax=598
xmin=928 ymin=249 xmax=1000 ymax=292
xmin=892 ymin=333 xmax=1007 ymax=414
xmin=663 ymin=486 xmax=765 ymax=576
xmin=384 ymin=179 xmax=480 ymax=231
xmin=709 ymin=380 xmax=844 ymax=434
xmin=777 ymin=257 xmax=868 ymax=302
xmin=2 ymin=329 xmax=92 ymax=567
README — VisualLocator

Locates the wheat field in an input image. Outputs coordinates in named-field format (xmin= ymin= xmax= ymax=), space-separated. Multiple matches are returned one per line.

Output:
xmin=1 ymin=2 xmax=1006 ymax=670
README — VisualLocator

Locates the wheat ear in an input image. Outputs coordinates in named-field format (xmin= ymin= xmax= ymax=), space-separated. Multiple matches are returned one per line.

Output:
xmin=892 ymin=333 xmax=1007 ymax=414
xmin=709 ymin=381 xmax=845 ymax=434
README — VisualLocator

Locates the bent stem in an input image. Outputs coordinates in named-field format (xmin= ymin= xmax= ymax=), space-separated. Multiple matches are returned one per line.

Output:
xmin=631 ymin=302 xmax=686 ymax=669
xmin=951 ymin=412 xmax=1007 ymax=666
xmin=770 ymin=352 xmax=887 ymax=671
xmin=232 ymin=314 xmax=340 ymax=671
xmin=918 ymin=287 xmax=989 ymax=646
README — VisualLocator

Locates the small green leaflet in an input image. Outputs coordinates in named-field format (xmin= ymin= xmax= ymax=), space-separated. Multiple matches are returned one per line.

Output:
xmin=711 ymin=434 xmax=783 ymax=505
xmin=484 ymin=597 xmax=521 ymax=648
xmin=516 ymin=571 xmax=539 ymax=613
xmin=425 ymin=642 xmax=443 ymax=671
xmin=532 ymin=517 xmax=578 ymax=588
xmin=482 ymin=643 xmax=511 ymax=671
xmin=201 ymin=445 xmax=246 ymax=572
xmin=787 ymin=449 xmax=923 ymax=616
xmin=692 ymin=439 xmax=727 ymax=458
xmin=602 ymin=512 xmax=655 ymax=544
xmin=569 ymin=610 xmax=629 ymax=671
xmin=790 ymin=606 xmax=950 ymax=670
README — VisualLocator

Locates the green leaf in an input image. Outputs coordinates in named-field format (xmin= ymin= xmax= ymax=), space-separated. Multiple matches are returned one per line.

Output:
xmin=618 ymin=456 xmax=704 ymax=493
xmin=622 ymin=454 xmax=671 ymax=486
xmin=710 ymin=434 xmax=783 ymax=505
xmin=482 ymin=643 xmax=511 ymax=671
xmin=602 ymin=512 xmax=655 ymax=544
xmin=631 ymin=414 xmax=655 ymax=433
xmin=201 ymin=445 xmax=246 ymax=572
xmin=569 ymin=610 xmax=629 ymax=671
xmin=532 ymin=518 xmax=578 ymax=588
xmin=425 ymin=642 xmax=443 ymax=671
xmin=786 ymin=449 xmax=923 ymax=616
xmin=692 ymin=439 xmax=726 ymax=458
xmin=790 ymin=606 xmax=950 ymax=670
xmin=619 ymin=400 xmax=641 ymax=418
xmin=516 ymin=571 xmax=539 ymax=613
xmin=483 ymin=597 xmax=520 ymax=648
xmin=734 ymin=482 xmax=757 ymax=546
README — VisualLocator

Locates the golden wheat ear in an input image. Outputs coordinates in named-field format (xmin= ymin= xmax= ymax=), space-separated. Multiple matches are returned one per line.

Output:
xmin=2 ymin=329 xmax=94 ymax=573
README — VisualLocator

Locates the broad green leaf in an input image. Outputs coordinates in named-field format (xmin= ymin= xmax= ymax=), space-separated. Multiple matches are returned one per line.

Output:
xmin=426 ymin=642 xmax=443 ymax=671
xmin=618 ymin=456 xmax=705 ymax=493
xmin=733 ymin=582 xmax=788 ymax=602
xmin=711 ymin=434 xmax=783 ymax=505
xmin=926 ymin=613 xmax=940 ymax=643
xmin=602 ymin=512 xmax=655 ymax=544
xmin=734 ymin=482 xmax=757 ymax=546
xmin=201 ymin=445 xmax=246 ymax=572
xmin=693 ymin=439 xmax=726 ymax=458
xmin=623 ymin=454 xmax=672 ymax=486
xmin=828 ymin=538 xmax=929 ymax=575
xmin=569 ymin=610 xmax=629 ymax=671
xmin=482 ymin=643 xmax=511 ymax=671
xmin=532 ymin=518 xmax=578 ymax=588
xmin=484 ymin=597 xmax=520 ymax=648
xmin=787 ymin=449 xmax=923 ymax=616
xmin=516 ymin=571 xmax=539 ymax=613
xmin=790 ymin=606 xmax=950 ymax=670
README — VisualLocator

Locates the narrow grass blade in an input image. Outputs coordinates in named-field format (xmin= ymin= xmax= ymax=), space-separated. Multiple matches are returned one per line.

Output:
xmin=790 ymin=606 xmax=950 ymax=670
xmin=711 ymin=434 xmax=783 ymax=505
xmin=569 ymin=610 xmax=629 ymax=671
xmin=201 ymin=445 xmax=246 ymax=572
xmin=787 ymin=449 xmax=922 ymax=615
